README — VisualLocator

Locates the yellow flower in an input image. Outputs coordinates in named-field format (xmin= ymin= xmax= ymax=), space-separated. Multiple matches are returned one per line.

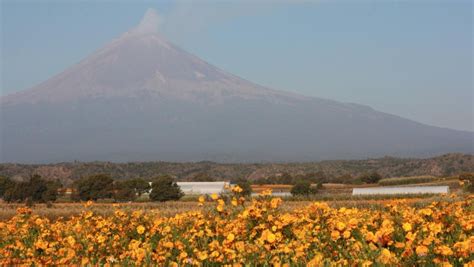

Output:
xmin=227 ymin=233 xmax=235 ymax=242
xmin=378 ymin=248 xmax=393 ymax=264
xmin=343 ymin=230 xmax=351 ymax=239
xmin=307 ymin=252 xmax=323 ymax=266
xmin=35 ymin=239 xmax=48 ymax=250
xmin=66 ymin=236 xmax=76 ymax=247
xmin=331 ymin=230 xmax=340 ymax=240
xmin=416 ymin=245 xmax=429 ymax=256
xmin=137 ymin=225 xmax=145 ymax=235
xmin=232 ymin=185 xmax=243 ymax=193
xmin=435 ymin=245 xmax=453 ymax=256
xmin=210 ymin=193 xmax=219 ymax=200
xmin=336 ymin=222 xmax=346 ymax=231
xmin=197 ymin=251 xmax=208 ymax=261
xmin=270 ymin=198 xmax=282 ymax=209
xmin=164 ymin=241 xmax=174 ymax=249
xmin=402 ymin=223 xmax=412 ymax=232
xmin=198 ymin=195 xmax=205 ymax=205
xmin=267 ymin=233 xmax=276 ymax=243
xmin=395 ymin=242 xmax=405 ymax=249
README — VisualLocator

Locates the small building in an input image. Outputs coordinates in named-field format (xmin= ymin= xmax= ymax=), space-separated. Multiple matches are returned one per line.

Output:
xmin=177 ymin=181 xmax=229 ymax=195
xmin=352 ymin=186 xmax=449 ymax=195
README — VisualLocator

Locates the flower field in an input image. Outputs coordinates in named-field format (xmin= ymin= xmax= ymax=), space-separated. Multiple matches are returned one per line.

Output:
xmin=0 ymin=188 xmax=473 ymax=266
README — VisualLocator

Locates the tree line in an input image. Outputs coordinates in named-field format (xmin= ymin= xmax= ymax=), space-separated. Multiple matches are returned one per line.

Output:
xmin=0 ymin=171 xmax=386 ymax=204
xmin=0 ymin=174 xmax=185 ymax=203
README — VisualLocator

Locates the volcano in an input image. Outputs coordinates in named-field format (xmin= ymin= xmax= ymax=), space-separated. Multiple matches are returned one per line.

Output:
xmin=1 ymin=9 xmax=473 ymax=163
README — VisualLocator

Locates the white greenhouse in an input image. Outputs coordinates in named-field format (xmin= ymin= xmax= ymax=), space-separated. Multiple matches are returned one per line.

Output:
xmin=352 ymin=186 xmax=449 ymax=195
xmin=177 ymin=181 xmax=229 ymax=195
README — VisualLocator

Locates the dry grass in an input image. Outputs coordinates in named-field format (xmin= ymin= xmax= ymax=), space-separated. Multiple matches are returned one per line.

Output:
xmin=0 ymin=202 xmax=201 ymax=221
xmin=1 ymin=193 xmax=463 ymax=221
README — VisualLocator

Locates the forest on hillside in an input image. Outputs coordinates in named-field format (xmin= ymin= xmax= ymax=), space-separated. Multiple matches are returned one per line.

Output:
xmin=0 ymin=154 xmax=472 ymax=186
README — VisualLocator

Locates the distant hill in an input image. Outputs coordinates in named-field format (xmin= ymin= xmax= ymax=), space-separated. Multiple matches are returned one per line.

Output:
xmin=0 ymin=154 xmax=472 ymax=185
xmin=1 ymin=9 xmax=473 ymax=163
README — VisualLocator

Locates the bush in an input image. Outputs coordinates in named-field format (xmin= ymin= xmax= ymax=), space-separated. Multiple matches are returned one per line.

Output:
xmin=291 ymin=181 xmax=317 ymax=196
xmin=231 ymin=178 xmax=252 ymax=197
xmin=114 ymin=178 xmax=151 ymax=201
xmin=0 ymin=176 xmax=15 ymax=198
xmin=73 ymin=174 xmax=114 ymax=201
xmin=3 ymin=175 xmax=60 ymax=203
xmin=459 ymin=173 xmax=474 ymax=193
xmin=149 ymin=175 xmax=184 ymax=202
xmin=359 ymin=172 xmax=382 ymax=184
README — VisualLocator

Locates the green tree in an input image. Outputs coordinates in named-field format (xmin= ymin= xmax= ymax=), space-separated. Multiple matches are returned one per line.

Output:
xmin=149 ymin=175 xmax=183 ymax=202
xmin=359 ymin=172 xmax=383 ymax=184
xmin=0 ymin=176 xmax=15 ymax=198
xmin=291 ymin=181 xmax=316 ymax=196
xmin=113 ymin=178 xmax=150 ymax=201
xmin=73 ymin=174 xmax=114 ymax=201
xmin=459 ymin=173 xmax=474 ymax=193
xmin=3 ymin=175 xmax=60 ymax=203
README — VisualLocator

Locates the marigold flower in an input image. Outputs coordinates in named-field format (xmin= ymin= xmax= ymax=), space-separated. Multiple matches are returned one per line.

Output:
xmin=416 ymin=245 xmax=429 ymax=256
xmin=198 ymin=196 xmax=205 ymax=205
xmin=378 ymin=248 xmax=393 ymax=264
xmin=336 ymin=222 xmax=346 ymax=231
xmin=227 ymin=233 xmax=235 ymax=242
xmin=402 ymin=222 xmax=412 ymax=232
xmin=137 ymin=225 xmax=145 ymax=235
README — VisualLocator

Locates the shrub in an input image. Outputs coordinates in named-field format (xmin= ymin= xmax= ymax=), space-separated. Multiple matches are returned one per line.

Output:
xmin=0 ymin=176 xmax=15 ymax=198
xmin=291 ymin=181 xmax=316 ymax=196
xmin=114 ymin=178 xmax=151 ymax=201
xmin=359 ymin=172 xmax=382 ymax=184
xmin=3 ymin=175 xmax=60 ymax=203
xmin=73 ymin=174 xmax=114 ymax=201
xmin=149 ymin=175 xmax=184 ymax=202
xmin=231 ymin=178 xmax=252 ymax=197
xmin=459 ymin=173 xmax=474 ymax=193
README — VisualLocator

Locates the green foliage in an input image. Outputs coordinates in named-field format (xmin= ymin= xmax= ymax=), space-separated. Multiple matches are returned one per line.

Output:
xmin=114 ymin=178 xmax=151 ymax=201
xmin=3 ymin=175 xmax=61 ymax=203
xmin=0 ymin=176 xmax=15 ymax=198
xmin=459 ymin=172 xmax=474 ymax=193
xmin=359 ymin=172 xmax=382 ymax=184
xmin=231 ymin=178 xmax=252 ymax=197
xmin=290 ymin=181 xmax=317 ymax=196
xmin=149 ymin=175 xmax=184 ymax=202
xmin=0 ymin=154 xmax=471 ymax=186
xmin=73 ymin=174 xmax=114 ymax=201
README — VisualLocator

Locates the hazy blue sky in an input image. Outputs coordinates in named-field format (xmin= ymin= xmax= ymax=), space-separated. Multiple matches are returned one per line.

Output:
xmin=1 ymin=0 xmax=472 ymax=131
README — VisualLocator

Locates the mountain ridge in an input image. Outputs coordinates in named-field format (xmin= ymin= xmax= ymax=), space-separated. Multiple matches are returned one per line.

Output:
xmin=0 ymin=153 xmax=472 ymax=186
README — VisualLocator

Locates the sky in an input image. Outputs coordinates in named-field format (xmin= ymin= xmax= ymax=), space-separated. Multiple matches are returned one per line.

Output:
xmin=1 ymin=0 xmax=473 ymax=131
